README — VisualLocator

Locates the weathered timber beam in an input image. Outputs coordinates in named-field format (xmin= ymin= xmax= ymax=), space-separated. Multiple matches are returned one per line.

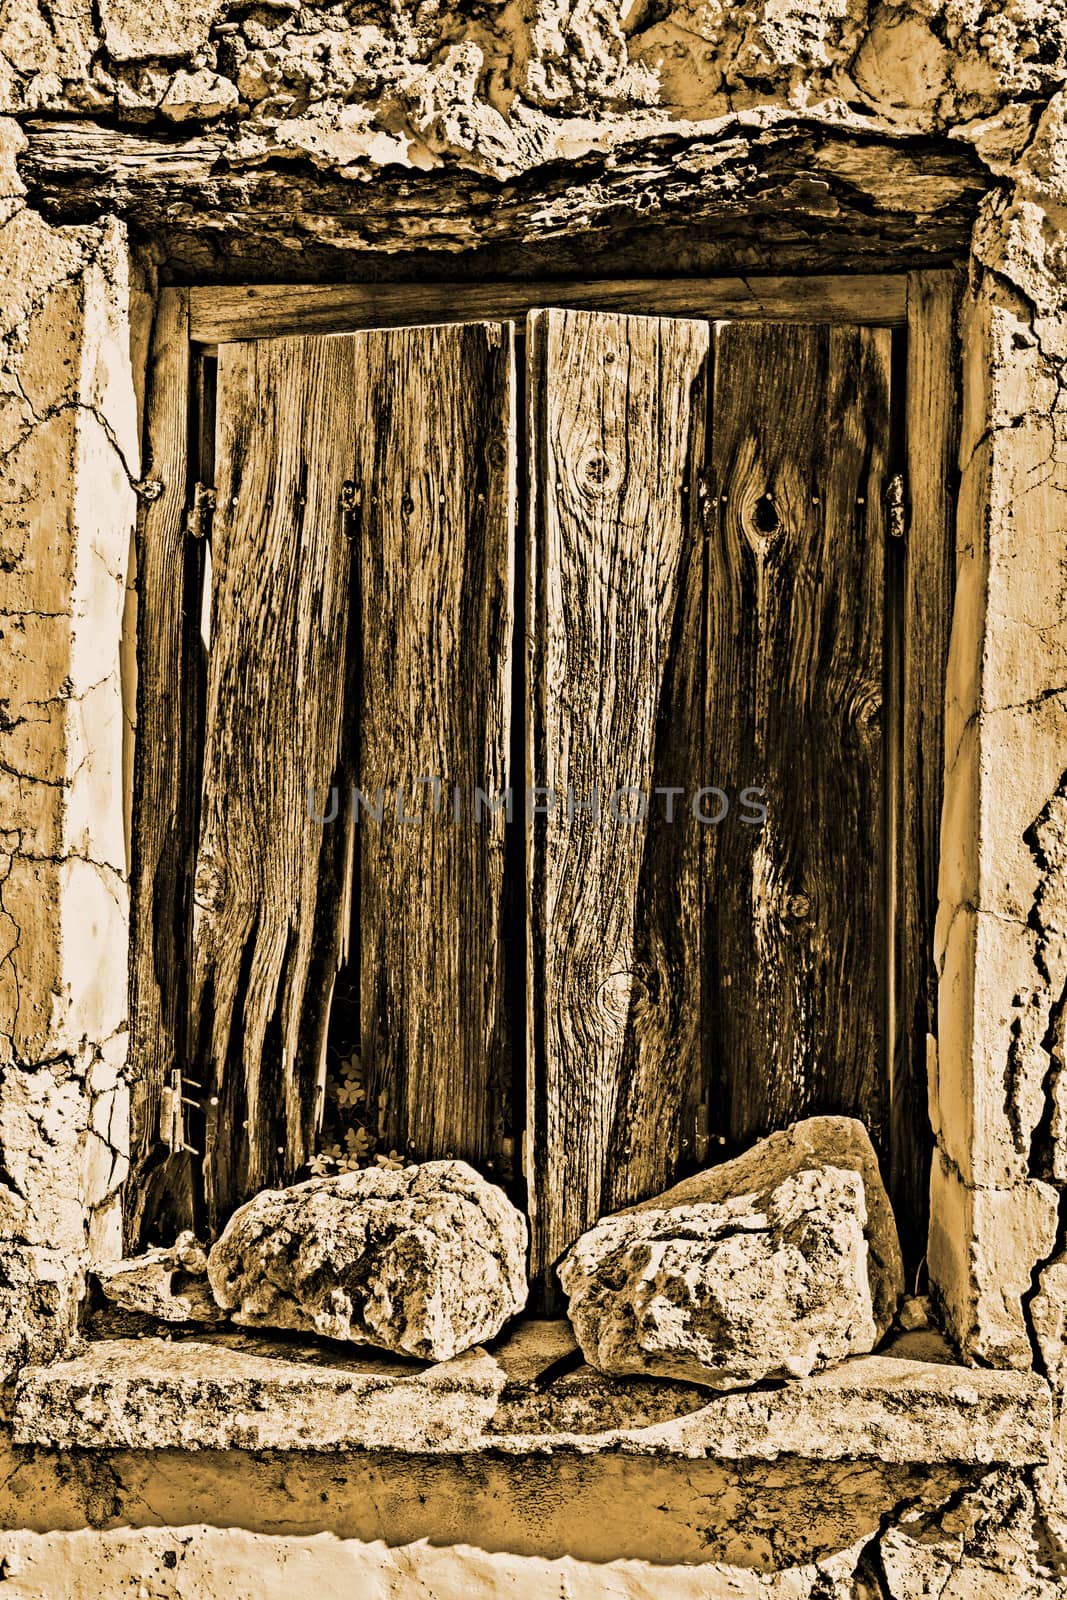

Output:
xmin=19 ymin=119 xmax=989 ymax=275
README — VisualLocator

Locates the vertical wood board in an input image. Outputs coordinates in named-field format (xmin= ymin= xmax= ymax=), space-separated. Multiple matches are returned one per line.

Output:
xmin=192 ymin=335 xmax=359 ymax=1226
xmin=897 ymin=271 xmax=961 ymax=1259
xmin=704 ymin=322 xmax=893 ymax=1155
xmin=126 ymin=287 xmax=197 ymax=1246
xmin=527 ymin=307 xmax=710 ymax=1296
xmin=357 ymin=322 xmax=517 ymax=1178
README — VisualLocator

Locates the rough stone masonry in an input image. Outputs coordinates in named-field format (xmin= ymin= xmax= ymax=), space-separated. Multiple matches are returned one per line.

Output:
xmin=4 ymin=0 xmax=1067 ymax=1595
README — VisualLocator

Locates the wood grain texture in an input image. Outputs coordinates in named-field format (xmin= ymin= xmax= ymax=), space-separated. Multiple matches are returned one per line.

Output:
xmin=897 ymin=271 xmax=961 ymax=1261
xmin=126 ymin=288 xmax=198 ymax=1248
xmin=527 ymin=308 xmax=710 ymax=1298
xmin=704 ymin=323 xmax=892 ymax=1157
xmin=189 ymin=278 xmax=908 ymax=346
xmin=192 ymin=336 xmax=359 ymax=1228
xmin=358 ymin=323 xmax=517 ymax=1178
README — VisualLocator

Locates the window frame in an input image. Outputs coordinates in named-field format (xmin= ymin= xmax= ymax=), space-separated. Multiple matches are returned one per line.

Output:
xmin=128 ymin=273 xmax=958 ymax=1282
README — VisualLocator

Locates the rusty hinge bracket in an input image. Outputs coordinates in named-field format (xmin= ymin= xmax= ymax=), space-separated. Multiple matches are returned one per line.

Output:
xmin=159 ymin=1068 xmax=202 ymax=1156
xmin=886 ymin=472 xmax=908 ymax=541
xmin=185 ymin=482 xmax=216 ymax=541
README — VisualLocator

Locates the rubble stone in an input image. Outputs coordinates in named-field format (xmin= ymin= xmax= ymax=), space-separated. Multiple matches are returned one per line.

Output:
xmin=97 ymin=0 xmax=219 ymax=62
xmin=560 ymin=1161 xmax=888 ymax=1389
xmin=95 ymin=1231 xmax=224 ymax=1323
xmin=160 ymin=70 xmax=239 ymax=123
xmin=624 ymin=1116 xmax=905 ymax=1335
xmin=207 ymin=1161 xmax=527 ymax=1361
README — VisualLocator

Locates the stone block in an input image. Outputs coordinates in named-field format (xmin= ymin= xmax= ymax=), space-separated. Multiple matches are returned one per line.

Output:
xmin=87 ymin=1192 xmax=123 ymax=1266
xmin=1030 ymin=1256 xmax=1067 ymax=1404
xmin=0 ymin=1061 xmax=91 ymax=1375
xmin=12 ymin=1327 xmax=1052 ymax=1466
xmin=559 ymin=1133 xmax=899 ymax=1391
xmin=928 ymin=1152 xmax=1060 ymax=1368
xmin=98 ymin=0 xmax=220 ymax=62
xmin=879 ymin=1470 xmax=1065 ymax=1600
xmin=161 ymin=69 xmax=239 ymax=122
xmin=69 ymin=417 xmax=135 ymax=701
xmin=629 ymin=1116 xmax=904 ymax=1331
xmin=64 ymin=672 xmax=126 ymax=874
xmin=96 ymin=1232 xmax=224 ymax=1323
xmin=937 ymin=714 xmax=980 ymax=945
xmin=935 ymin=907 xmax=1041 ymax=1188
xmin=208 ymin=1161 xmax=528 ymax=1361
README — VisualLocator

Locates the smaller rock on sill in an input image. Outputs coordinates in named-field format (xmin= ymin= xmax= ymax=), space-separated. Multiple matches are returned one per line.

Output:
xmin=11 ymin=1321 xmax=1052 ymax=1466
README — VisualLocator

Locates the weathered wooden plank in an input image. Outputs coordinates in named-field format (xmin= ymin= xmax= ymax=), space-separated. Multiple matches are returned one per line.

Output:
xmin=192 ymin=336 xmax=360 ymax=1228
xmin=527 ymin=308 xmax=710 ymax=1299
xmin=189 ymin=278 xmax=908 ymax=346
xmin=126 ymin=287 xmax=198 ymax=1248
xmin=358 ymin=322 xmax=517 ymax=1179
xmin=897 ymin=271 xmax=961 ymax=1261
xmin=22 ymin=116 xmax=985 ymax=276
xmin=704 ymin=323 xmax=893 ymax=1158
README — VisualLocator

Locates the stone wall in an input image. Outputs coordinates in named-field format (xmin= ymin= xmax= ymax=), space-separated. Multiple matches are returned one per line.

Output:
xmin=4 ymin=0 xmax=1067 ymax=1594
xmin=0 ymin=117 xmax=140 ymax=1369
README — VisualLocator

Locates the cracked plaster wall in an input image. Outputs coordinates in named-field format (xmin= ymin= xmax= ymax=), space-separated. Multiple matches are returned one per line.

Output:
xmin=928 ymin=177 xmax=1067 ymax=1385
xmin=0 ymin=116 xmax=139 ymax=1371
xmin=4 ymin=0 xmax=1067 ymax=1595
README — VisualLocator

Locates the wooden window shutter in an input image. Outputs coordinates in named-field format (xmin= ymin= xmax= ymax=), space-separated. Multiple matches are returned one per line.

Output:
xmin=137 ymin=296 xmax=913 ymax=1290
xmin=526 ymin=311 xmax=894 ymax=1300
xmin=191 ymin=324 xmax=516 ymax=1229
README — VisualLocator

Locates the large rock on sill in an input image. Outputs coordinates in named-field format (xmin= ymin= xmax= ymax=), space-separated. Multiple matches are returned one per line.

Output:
xmin=95 ymin=1231 xmax=224 ymax=1323
xmin=207 ymin=1160 xmax=528 ymax=1361
xmin=558 ymin=1117 xmax=904 ymax=1390
xmin=632 ymin=1117 xmax=905 ymax=1334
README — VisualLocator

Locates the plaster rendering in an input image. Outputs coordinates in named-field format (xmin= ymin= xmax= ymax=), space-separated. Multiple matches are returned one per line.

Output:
xmin=3 ymin=0 xmax=1067 ymax=1595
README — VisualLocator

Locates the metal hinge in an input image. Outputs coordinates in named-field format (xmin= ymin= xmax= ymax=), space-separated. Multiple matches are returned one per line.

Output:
xmin=185 ymin=482 xmax=216 ymax=541
xmin=159 ymin=1068 xmax=202 ymax=1156
xmin=886 ymin=472 xmax=908 ymax=541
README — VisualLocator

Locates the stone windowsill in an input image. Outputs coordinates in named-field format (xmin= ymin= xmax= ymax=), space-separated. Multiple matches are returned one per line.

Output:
xmin=10 ymin=1321 xmax=1053 ymax=1465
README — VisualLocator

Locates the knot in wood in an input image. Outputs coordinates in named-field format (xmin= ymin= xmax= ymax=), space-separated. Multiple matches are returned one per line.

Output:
xmin=593 ymin=968 xmax=633 ymax=1027
xmin=579 ymin=450 xmax=618 ymax=495
xmin=753 ymin=493 xmax=780 ymax=535
xmin=851 ymin=684 xmax=882 ymax=731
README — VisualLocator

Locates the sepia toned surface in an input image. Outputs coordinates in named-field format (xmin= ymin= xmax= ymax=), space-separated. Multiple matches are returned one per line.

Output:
xmin=896 ymin=270 xmax=962 ymax=1254
xmin=526 ymin=308 xmax=709 ymax=1295
xmin=126 ymin=288 xmax=197 ymax=1247
xmin=705 ymin=323 xmax=891 ymax=1156
xmin=356 ymin=322 xmax=516 ymax=1177
xmin=192 ymin=336 xmax=359 ymax=1226
xmin=4 ymin=0 xmax=1067 ymax=1592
